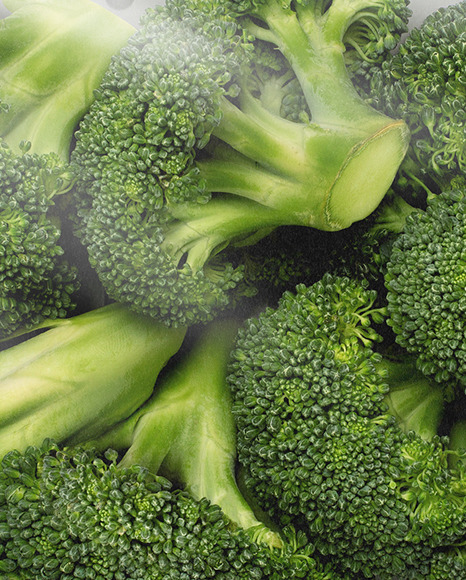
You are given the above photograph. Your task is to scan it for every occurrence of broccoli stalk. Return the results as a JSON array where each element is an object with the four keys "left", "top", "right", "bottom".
[
  {"left": 0, "top": 0, "right": 135, "bottom": 159},
  {"left": 0, "top": 0, "right": 136, "bottom": 338},
  {"left": 71, "top": 0, "right": 411, "bottom": 326},
  {"left": 0, "top": 303, "right": 186, "bottom": 458},
  {"left": 161, "top": 0, "right": 411, "bottom": 233},
  {"left": 90, "top": 318, "right": 284, "bottom": 549},
  {"left": 377, "top": 356, "right": 445, "bottom": 441}
]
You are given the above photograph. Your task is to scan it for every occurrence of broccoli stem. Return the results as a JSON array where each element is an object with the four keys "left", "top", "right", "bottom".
[
  {"left": 90, "top": 319, "right": 284, "bottom": 548},
  {"left": 378, "top": 357, "right": 446, "bottom": 441},
  {"left": 229, "top": 0, "right": 410, "bottom": 229},
  {"left": 201, "top": 94, "right": 408, "bottom": 230},
  {"left": 163, "top": 195, "right": 290, "bottom": 271},
  {"left": 0, "top": 0, "right": 135, "bottom": 159},
  {"left": 0, "top": 303, "right": 186, "bottom": 457},
  {"left": 250, "top": 0, "right": 389, "bottom": 129}
]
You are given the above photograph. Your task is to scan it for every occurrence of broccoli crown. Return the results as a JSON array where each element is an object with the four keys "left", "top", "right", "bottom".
[
  {"left": 0, "top": 441, "right": 330, "bottom": 579},
  {"left": 71, "top": 0, "right": 410, "bottom": 327},
  {"left": 227, "top": 273, "right": 466, "bottom": 579},
  {"left": 71, "top": 8, "right": 248, "bottom": 327},
  {"left": 367, "top": 2, "right": 466, "bottom": 189},
  {"left": 0, "top": 140, "right": 78, "bottom": 339},
  {"left": 385, "top": 188, "right": 466, "bottom": 389}
]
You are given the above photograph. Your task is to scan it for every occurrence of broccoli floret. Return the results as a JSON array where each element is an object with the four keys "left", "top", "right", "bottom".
[
  {"left": 363, "top": 2, "right": 466, "bottom": 195},
  {"left": 0, "top": 322, "right": 343, "bottom": 579},
  {"left": 228, "top": 273, "right": 465, "bottom": 579},
  {"left": 71, "top": 0, "right": 410, "bottom": 327},
  {"left": 0, "top": 142, "right": 79, "bottom": 338},
  {"left": 0, "top": 0, "right": 136, "bottom": 338},
  {"left": 0, "top": 303, "right": 186, "bottom": 458},
  {"left": 0, "top": 442, "right": 320, "bottom": 579},
  {"left": 429, "top": 547, "right": 466, "bottom": 579},
  {"left": 385, "top": 188, "right": 466, "bottom": 390}
]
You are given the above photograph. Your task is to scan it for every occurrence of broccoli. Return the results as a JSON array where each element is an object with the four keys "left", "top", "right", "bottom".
[
  {"left": 0, "top": 0, "right": 134, "bottom": 160},
  {"left": 0, "top": 303, "right": 186, "bottom": 458},
  {"left": 0, "top": 320, "right": 342, "bottom": 579},
  {"left": 385, "top": 188, "right": 466, "bottom": 390},
  {"left": 332, "top": 185, "right": 466, "bottom": 394},
  {"left": 358, "top": 1, "right": 466, "bottom": 197},
  {"left": 0, "top": 442, "right": 313, "bottom": 579},
  {"left": 429, "top": 548, "right": 466, "bottom": 580},
  {"left": 0, "top": 0, "right": 135, "bottom": 339},
  {"left": 89, "top": 319, "right": 286, "bottom": 548},
  {"left": 70, "top": 0, "right": 411, "bottom": 327},
  {"left": 0, "top": 142, "right": 79, "bottom": 339},
  {"left": 227, "top": 273, "right": 466, "bottom": 579}
]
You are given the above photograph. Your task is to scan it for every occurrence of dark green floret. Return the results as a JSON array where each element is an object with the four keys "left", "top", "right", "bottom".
[
  {"left": 428, "top": 547, "right": 466, "bottom": 580},
  {"left": 385, "top": 188, "right": 466, "bottom": 389},
  {"left": 0, "top": 141, "right": 78, "bottom": 339},
  {"left": 0, "top": 441, "right": 317, "bottom": 579},
  {"left": 71, "top": 0, "right": 410, "bottom": 327},
  {"left": 228, "top": 273, "right": 466, "bottom": 579},
  {"left": 364, "top": 1, "right": 466, "bottom": 194}
]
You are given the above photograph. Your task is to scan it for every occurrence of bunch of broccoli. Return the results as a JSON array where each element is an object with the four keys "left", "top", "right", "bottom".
[
  {"left": 228, "top": 273, "right": 466, "bottom": 579},
  {"left": 0, "top": 0, "right": 465, "bottom": 578},
  {"left": 69, "top": 0, "right": 411, "bottom": 327}
]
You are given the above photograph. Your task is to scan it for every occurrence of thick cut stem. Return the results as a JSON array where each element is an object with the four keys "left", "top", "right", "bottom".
[{"left": 221, "top": 0, "right": 410, "bottom": 229}]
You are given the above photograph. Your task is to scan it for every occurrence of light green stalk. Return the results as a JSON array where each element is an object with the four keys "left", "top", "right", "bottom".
[
  {"left": 198, "top": 0, "right": 410, "bottom": 231},
  {"left": 0, "top": 303, "right": 186, "bottom": 457},
  {"left": 0, "top": 0, "right": 135, "bottom": 159},
  {"left": 91, "top": 319, "right": 284, "bottom": 548}
]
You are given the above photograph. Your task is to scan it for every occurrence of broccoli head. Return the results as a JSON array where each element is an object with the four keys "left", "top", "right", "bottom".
[
  {"left": 71, "top": 0, "right": 410, "bottom": 327},
  {"left": 227, "top": 273, "right": 466, "bottom": 579},
  {"left": 0, "top": 441, "right": 324, "bottom": 579},
  {"left": 365, "top": 1, "right": 466, "bottom": 194},
  {"left": 385, "top": 188, "right": 466, "bottom": 390},
  {"left": 0, "top": 141, "right": 78, "bottom": 339}
]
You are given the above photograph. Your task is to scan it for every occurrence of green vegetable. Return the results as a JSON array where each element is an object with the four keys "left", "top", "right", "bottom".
[
  {"left": 0, "top": 0, "right": 135, "bottom": 159},
  {"left": 0, "top": 142, "right": 78, "bottom": 338},
  {"left": 385, "top": 188, "right": 466, "bottom": 390},
  {"left": 90, "top": 319, "right": 283, "bottom": 548},
  {"left": 70, "top": 0, "right": 410, "bottom": 327},
  {"left": 0, "top": 0, "right": 135, "bottom": 338},
  {"left": 228, "top": 273, "right": 466, "bottom": 579},
  {"left": 0, "top": 2, "right": 463, "bottom": 578},
  {"left": 0, "top": 321, "right": 338, "bottom": 579},
  {"left": 0, "top": 303, "right": 186, "bottom": 457},
  {"left": 360, "top": 1, "right": 466, "bottom": 196}
]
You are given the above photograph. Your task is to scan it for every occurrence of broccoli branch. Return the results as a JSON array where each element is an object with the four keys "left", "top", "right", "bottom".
[{"left": 90, "top": 319, "right": 284, "bottom": 548}]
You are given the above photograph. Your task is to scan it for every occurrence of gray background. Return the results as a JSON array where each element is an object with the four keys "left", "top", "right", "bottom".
[{"left": 0, "top": 0, "right": 462, "bottom": 27}]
